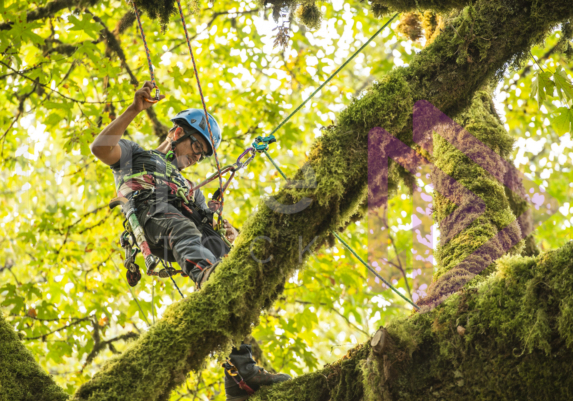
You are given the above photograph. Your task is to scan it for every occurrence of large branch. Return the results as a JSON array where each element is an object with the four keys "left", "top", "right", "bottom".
[
  {"left": 251, "top": 240, "right": 573, "bottom": 400},
  {"left": 0, "top": 313, "right": 69, "bottom": 401},
  {"left": 368, "top": 0, "right": 471, "bottom": 14},
  {"left": 68, "top": 0, "right": 573, "bottom": 399},
  {"left": 0, "top": 0, "right": 98, "bottom": 31}
]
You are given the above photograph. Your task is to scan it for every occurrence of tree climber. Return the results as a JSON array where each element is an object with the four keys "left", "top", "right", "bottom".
[
  {"left": 91, "top": 80, "right": 235, "bottom": 288},
  {"left": 91, "top": 81, "right": 291, "bottom": 400}
]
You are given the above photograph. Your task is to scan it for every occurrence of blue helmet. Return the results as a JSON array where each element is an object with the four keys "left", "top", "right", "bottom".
[{"left": 170, "top": 108, "right": 221, "bottom": 157}]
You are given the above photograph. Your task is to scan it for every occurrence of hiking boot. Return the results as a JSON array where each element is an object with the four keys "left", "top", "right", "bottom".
[
  {"left": 223, "top": 344, "right": 291, "bottom": 401},
  {"left": 197, "top": 260, "right": 220, "bottom": 290}
]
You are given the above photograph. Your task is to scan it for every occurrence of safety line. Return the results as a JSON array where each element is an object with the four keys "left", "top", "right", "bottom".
[
  {"left": 129, "top": 0, "right": 160, "bottom": 101},
  {"left": 261, "top": 140, "right": 419, "bottom": 309},
  {"left": 174, "top": 0, "right": 225, "bottom": 226},
  {"left": 110, "top": 256, "right": 151, "bottom": 325},
  {"left": 332, "top": 232, "right": 419, "bottom": 310},
  {"left": 268, "top": 13, "right": 398, "bottom": 137}
]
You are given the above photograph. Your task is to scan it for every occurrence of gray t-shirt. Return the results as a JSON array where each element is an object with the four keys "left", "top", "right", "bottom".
[{"left": 109, "top": 139, "right": 209, "bottom": 212}]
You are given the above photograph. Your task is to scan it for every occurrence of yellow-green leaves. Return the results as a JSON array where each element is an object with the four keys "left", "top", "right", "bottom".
[
  {"left": 554, "top": 67, "right": 573, "bottom": 103},
  {"left": 530, "top": 71, "right": 554, "bottom": 106},
  {"left": 551, "top": 107, "right": 573, "bottom": 135},
  {"left": 68, "top": 14, "right": 103, "bottom": 40}
]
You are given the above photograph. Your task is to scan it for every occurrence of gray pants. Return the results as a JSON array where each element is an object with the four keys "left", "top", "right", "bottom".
[{"left": 137, "top": 202, "right": 226, "bottom": 283}]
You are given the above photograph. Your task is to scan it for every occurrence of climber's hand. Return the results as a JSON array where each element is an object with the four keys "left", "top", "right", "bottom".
[
  {"left": 208, "top": 200, "right": 221, "bottom": 213},
  {"left": 131, "top": 81, "right": 165, "bottom": 113},
  {"left": 223, "top": 219, "right": 238, "bottom": 243}
]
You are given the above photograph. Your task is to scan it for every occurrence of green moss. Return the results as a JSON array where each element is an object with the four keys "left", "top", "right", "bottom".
[
  {"left": 252, "top": 242, "right": 573, "bottom": 400},
  {"left": 0, "top": 314, "right": 69, "bottom": 401},
  {"left": 295, "top": 3, "right": 322, "bottom": 30},
  {"left": 368, "top": 0, "right": 470, "bottom": 14},
  {"left": 73, "top": 0, "right": 573, "bottom": 399}
]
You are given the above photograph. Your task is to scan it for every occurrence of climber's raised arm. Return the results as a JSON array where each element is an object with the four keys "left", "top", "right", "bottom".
[{"left": 90, "top": 81, "right": 165, "bottom": 166}]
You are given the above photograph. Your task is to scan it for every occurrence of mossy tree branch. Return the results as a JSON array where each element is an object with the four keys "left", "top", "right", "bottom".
[
  {"left": 0, "top": 0, "right": 98, "bottom": 31},
  {"left": 0, "top": 313, "right": 69, "bottom": 401},
  {"left": 66, "top": 0, "right": 573, "bottom": 400},
  {"left": 251, "top": 240, "right": 573, "bottom": 400}
]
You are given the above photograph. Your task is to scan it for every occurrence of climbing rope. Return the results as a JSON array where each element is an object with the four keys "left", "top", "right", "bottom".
[
  {"left": 110, "top": 255, "right": 151, "bottom": 325},
  {"left": 174, "top": 0, "right": 225, "bottom": 227},
  {"left": 262, "top": 150, "right": 419, "bottom": 310},
  {"left": 128, "top": 0, "right": 160, "bottom": 103},
  {"left": 256, "top": 13, "right": 419, "bottom": 310},
  {"left": 267, "top": 13, "right": 398, "bottom": 138}
]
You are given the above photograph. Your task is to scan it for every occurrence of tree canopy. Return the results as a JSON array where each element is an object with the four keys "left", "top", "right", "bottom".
[{"left": 1, "top": 0, "right": 573, "bottom": 399}]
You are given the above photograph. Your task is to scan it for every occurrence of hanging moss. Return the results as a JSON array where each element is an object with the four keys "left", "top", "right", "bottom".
[
  {"left": 295, "top": 3, "right": 322, "bottom": 30},
  {"left": 396, "top": 12, "right": 423, "bottom": 42},
  {"left": 0, "top": 314, "right": 70, "bottom": 401}
]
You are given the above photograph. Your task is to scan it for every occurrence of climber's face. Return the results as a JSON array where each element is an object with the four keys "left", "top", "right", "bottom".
[{"left": 169, "top": 126, "right": 209, "bottom": 170}]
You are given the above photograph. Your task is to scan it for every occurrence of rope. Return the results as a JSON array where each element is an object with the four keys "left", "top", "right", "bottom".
[
  {"left": 262, "top": 150, "right": 419, "bottom": 309},
  {"left": 110, "top": 255, "right": 151, "bottom": 325},
  {"left": 128, "top": 0, "right": 160, "bottom": 102},
  {"left": 174, "top": 0, "right": 224, "bottom": 226},
  {"left": 163, "top": 260, "right": 185, "bottom": 299},
  {"left": 332, "top": 232, "right": 419, "bottom": 310},
  {"left": 267, "top": 13, "right": 398, "bottom": 138},
  {"left": 255, "top": 14, "right": 420, "bottom": 309}
]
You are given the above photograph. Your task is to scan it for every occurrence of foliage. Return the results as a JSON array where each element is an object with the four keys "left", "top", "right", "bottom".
[{"left": 0, "top": 0, "right": 572, "bottom": 399}]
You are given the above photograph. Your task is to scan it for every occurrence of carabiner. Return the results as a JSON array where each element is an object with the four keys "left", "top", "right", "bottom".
[{"left": 144, "top": 85, "right": 161, "bottom": 104}]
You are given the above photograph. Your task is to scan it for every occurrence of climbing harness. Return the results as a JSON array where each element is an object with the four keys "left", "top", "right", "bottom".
[{"left": 109, "top": 138, "right": 275, "bottom": 292}]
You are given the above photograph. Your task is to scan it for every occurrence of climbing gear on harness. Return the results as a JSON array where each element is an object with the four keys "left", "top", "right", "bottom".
[
  {"left": 110, "top": 195, "right": 192, "bottom": 284},
  {"left": 127, "top": 0, "right": 160, "bottom": 103},
  {"left": 170, "top": 108, "right": 222, "bottom": 157},
  {"left": 110, "top": 196, "right": 159, "bottom": 272},
  {"left": 222, "top": 344, "right": 291, "bottom": 401},
  {"left": 252, "top": 134, "right": 277, "bottom": 152}
]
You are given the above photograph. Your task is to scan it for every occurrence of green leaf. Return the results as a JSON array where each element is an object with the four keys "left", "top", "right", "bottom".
[
  {"left": 530, "top": 71, "right": 555, "bottom": 106},
  {"left": 68, "top": 14, "right": 103, "bottom": 40},
  {"left": 554, "top": 68, "right": 573, "bottom": 103},
  {"left": 550, "top": 107, "right": 573, "bottom": 135}
]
